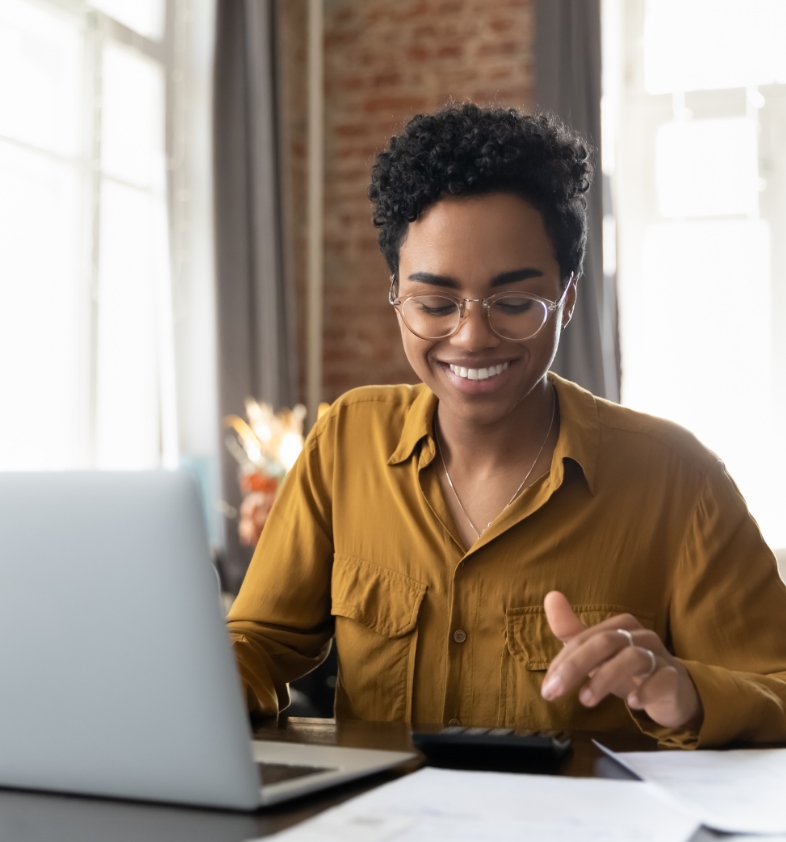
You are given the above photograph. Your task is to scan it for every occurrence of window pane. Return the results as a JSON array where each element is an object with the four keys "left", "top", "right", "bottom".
[
  {"left": 0, "top": 142, "right": 85, "bottom": 469},
  {"left": 621, "top": 220, "right": 786, "bottom": 546},
  {"left": 656, "top": 119, "right": 759, "bottom": 218},
  {"left": 89, "top": 0, "right": 165, "bottom": 41},
  {"left": 101, "top": 42, "right": 165, "bottom": 188},
  {"left": 95, "top": 180, "right": 165, "bottom": 470},
  {"left": 644, "top": 0, "right": 786, "bottom": 93},
  {"left": 0, "top": 0, "right": 82, "bottom": 156}
]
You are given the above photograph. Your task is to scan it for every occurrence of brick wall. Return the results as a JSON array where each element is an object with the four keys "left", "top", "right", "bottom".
[{"left": 278, "top": 0, "right": 535, "bottom": 405}]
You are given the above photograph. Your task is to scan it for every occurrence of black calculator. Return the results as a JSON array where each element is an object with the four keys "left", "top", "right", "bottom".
[{"left": 412, "top": 726, "right": 572, "bottom": 770}]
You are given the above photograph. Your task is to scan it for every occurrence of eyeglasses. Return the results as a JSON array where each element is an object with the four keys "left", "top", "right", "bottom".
[{"left": 389, "top": 274, "right": 574, "bottom": 341}]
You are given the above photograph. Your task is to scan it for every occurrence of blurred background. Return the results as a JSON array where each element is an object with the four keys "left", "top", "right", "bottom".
[{"left": 1, "top": 0, "right": 785, "bottom": 711}]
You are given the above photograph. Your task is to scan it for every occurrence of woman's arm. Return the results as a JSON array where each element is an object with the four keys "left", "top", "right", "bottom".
[
  {"left": 540, "top": 460, "right": 786, "bottom": 747},
  {"left": 660, "top": 459, "right": 786, "bottom": 746},
  {"left": 227, "top": 423, "right": 335, "bottom": 717}
]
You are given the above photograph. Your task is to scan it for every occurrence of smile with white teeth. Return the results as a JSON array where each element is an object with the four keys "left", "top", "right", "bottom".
[{"left": 448, "top": 361, "right": 509, "bottom": 381}]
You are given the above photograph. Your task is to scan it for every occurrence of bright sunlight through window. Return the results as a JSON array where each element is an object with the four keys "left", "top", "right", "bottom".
[
  {"left": 608, "top": 0, "right": 786, "bottom": 548},
  {"left": 0, "top": 0, "right": 175, "bottom": 471}
]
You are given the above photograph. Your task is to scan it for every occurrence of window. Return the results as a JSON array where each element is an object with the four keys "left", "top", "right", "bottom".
[
  {"left": 605, "top": 0, "right": 786, "bottom": 548},
  {"left": 0, "top": 0, "right": 176, "bottom": 470}
]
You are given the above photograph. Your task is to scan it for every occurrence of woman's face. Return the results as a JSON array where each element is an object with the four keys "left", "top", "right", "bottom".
[{"left": 395, "top": 192, "right": 576, "bottom": 427}]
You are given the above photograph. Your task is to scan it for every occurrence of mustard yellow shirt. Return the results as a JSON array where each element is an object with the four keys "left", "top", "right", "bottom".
[{"left": 228, "top": 373, "right": 786, "bottom": 747}]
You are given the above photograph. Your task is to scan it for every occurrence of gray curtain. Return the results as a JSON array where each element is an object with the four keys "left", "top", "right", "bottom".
[
  {"left": 535, "top": 0, "right": 620, "bottom": 402},
  {"left": 213, "top": 0, "right": 297, "bottom": 591}
]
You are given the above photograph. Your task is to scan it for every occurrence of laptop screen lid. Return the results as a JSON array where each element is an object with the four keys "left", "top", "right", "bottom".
[{"left": 0, "top": 471, "right": 260, "bottom": 810}]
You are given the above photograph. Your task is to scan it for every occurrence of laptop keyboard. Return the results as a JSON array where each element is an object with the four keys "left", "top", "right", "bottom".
[{"left": 256, "top": 762, "right": 337, "bottom": 786}]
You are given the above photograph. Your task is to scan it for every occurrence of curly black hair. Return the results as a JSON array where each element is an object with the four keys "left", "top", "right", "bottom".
[{"left": 368, "top": 103, "right": 594, "bottom": 287}]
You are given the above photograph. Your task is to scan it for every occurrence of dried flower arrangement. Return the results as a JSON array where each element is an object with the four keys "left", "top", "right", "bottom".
[{"left": 222, "top": 399, "right": 308, "bottom": 547}]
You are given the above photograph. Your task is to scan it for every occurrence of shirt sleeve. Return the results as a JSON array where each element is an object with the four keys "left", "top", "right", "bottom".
[
  {"left": 226, "top": 418, "right": 335, "bottom": 717},
  {"left": 634, "top": 459, "right": 786, "bottom": 748}
]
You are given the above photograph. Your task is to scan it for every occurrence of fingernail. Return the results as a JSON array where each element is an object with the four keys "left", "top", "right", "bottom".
[
  {"left": 541, "top": 675, "right": 563, "bottom": 699},
  {"left": 628, "top": 692, "right": 640, "bottom": 708},
  {"left": 579, "top": 687, "right": 593, "bottom": 705}
]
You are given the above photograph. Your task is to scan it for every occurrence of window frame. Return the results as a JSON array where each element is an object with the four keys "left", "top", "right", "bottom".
[{"left": 0, "top": 0, "right": 181, "bottom": 468}]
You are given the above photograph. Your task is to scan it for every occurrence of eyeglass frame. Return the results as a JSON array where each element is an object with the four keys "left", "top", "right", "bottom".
[{"left": 388, "top": 272, "right": 575, "bottom": 341}]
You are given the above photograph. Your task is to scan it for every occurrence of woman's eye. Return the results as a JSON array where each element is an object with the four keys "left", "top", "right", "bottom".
[
  {"left": 417, "top": 300, "right": 458, "bottom": 316},
  {"left": 495, "top": 299, "right": 534, "bottom": 315}
]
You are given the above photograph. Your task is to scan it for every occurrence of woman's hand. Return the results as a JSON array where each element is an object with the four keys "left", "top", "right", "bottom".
[{"left": 540, "top": 591, "right": 704, "bottom": 731}]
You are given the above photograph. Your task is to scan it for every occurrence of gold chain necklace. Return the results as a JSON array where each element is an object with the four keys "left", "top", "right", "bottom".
[{"left": 435, "top": 386, "right": 557, "bottom": 541}]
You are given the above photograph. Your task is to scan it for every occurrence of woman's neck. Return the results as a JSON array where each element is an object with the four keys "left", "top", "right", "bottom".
[{"left": 435, "top": 376, "right": 557, "bottom": 477}]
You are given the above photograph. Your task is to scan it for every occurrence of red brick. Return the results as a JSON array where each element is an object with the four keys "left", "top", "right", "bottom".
[
  {"left": 477, "top": 41, "right": 519, "bottom": 57},
  {"left": 406, "top": 46, "right": 430, "bottom": 62},
  {"left": 436, "top": 44, "right": 463, "bottom": 59},
  {"left": 490, "top": 18, "right": 513, "bottom": 32},
  {"left": 372, "top": 71, "right": 402, "bottom": 87},
  {"left": 335, "top": 77, "right": 366, "bottom": 92},
  {"left": 362, "top": 95, "right": 430, "bottom": 113}
]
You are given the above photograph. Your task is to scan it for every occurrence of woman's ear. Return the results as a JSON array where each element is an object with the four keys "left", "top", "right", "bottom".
[{"left": 561, "top": 273, "right": 580, "bottom": 330}]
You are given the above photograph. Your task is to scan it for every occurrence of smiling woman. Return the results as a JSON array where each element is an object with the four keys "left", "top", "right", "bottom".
[
  {"left": 386, "top": 194, "right": 571, "bottom": 547},
  {"left": 227, "top": 104, "right": 786, "bottom": 748}
]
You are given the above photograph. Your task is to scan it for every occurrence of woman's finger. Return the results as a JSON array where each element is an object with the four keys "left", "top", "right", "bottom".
[
  {"left": 627, "top": 665, "right": 673, "bottom": 707},
  {"left": 630, "top": 664, "right": 704, "bottom": 730},
  {"left": 543, "top": 591, "right": 586, "bottom": 643},
  {"left": 547, "top": 613, "right": 659, "bottom": 679},
  {"left": 543, "top": 627, "right": 633, "bottom": 699},
  {"left": 578, "top": 645, "right": 661, "bottom": 707}
]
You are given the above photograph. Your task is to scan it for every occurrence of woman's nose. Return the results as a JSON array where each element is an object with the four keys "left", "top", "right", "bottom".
[{"left": 451, "top": 300, "right": 499, "bottom": 350}]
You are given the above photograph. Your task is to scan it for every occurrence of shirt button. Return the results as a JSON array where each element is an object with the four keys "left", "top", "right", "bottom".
[
  {"left": 453, "top": 629, "right": 467, "bottom": 644},
  {"left": 448, "top": 718, "right": 461, "bottom": 726}
]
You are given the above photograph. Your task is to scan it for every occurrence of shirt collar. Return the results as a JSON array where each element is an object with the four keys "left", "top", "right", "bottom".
[
  {"left": 548, "top": 371, "right": 599, "bottom": 495},
  {"left": 386, "top": 373, "right": 600, "bottom": 495},
  {"left": 387, "top": 384, "right": 438, "bottom": 466}
]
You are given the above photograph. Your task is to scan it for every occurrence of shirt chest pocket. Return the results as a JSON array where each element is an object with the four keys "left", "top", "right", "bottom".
[
  {"left": 331, "top": 554, "right": 427, "bottom": 722},
  {"left": 505, "top": 605, "right": 657, "bottom": 669},
  {"left": 500, "top": 604, "right": 656, "bottom": 729}
]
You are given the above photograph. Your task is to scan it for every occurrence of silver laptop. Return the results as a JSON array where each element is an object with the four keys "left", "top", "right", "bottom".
[{"left": 0, "top": 471, "right": 414, "bottom": 810}]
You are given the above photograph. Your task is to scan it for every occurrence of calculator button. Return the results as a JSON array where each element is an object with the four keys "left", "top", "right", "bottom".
[
  {"left": 464, "top": 727, "right": 489, "bottom": 735},
  {"left": 442, "top": 725, "right": 465, "bottom": 734},
  {"left": 487, "top": 728, "right": 514, "bottom": 736}
]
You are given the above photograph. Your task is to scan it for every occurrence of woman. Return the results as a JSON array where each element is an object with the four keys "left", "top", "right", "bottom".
[{"left": 228, "top": 104, "right": 786, "bottom": 747}]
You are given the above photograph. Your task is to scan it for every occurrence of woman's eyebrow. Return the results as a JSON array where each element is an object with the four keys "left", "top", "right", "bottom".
[
  {"left": 490, "top": 268, "right": 544, "bottom": 287},
  {"left": 407, "top": 272, "right": 460, "bottom": 288},
  {"left": 407, "top": 268, "right": 544, "bottom": 288}
]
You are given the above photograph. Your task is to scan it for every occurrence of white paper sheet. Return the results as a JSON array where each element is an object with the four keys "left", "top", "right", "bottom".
[
  {"left": 597, "top": 743, "right": 786, "bottom": 835},
  {"left": 253, "top": 767, "right": 700, "bottom": 842}
]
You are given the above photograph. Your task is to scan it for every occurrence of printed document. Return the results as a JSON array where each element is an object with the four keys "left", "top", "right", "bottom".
[
  {"left": 598, "top": 744, "right": 786, "bottom": 835},
  {"left": 256, "top": 766, "right": 700, "bottom": 842}
]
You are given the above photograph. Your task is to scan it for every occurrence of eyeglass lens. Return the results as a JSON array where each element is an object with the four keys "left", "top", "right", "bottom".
[{"left": 400, "top": 294, "right": 550, "bottom": 340}]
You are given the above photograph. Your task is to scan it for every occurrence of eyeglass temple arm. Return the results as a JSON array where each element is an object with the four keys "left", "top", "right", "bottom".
[{"left": 560, "top": 273, "right": 575, "bottom": 301}]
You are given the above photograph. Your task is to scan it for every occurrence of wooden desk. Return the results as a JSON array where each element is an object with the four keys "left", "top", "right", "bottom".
[{"left": 0, "top": 718, "right": 675, "bottom": 842}]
